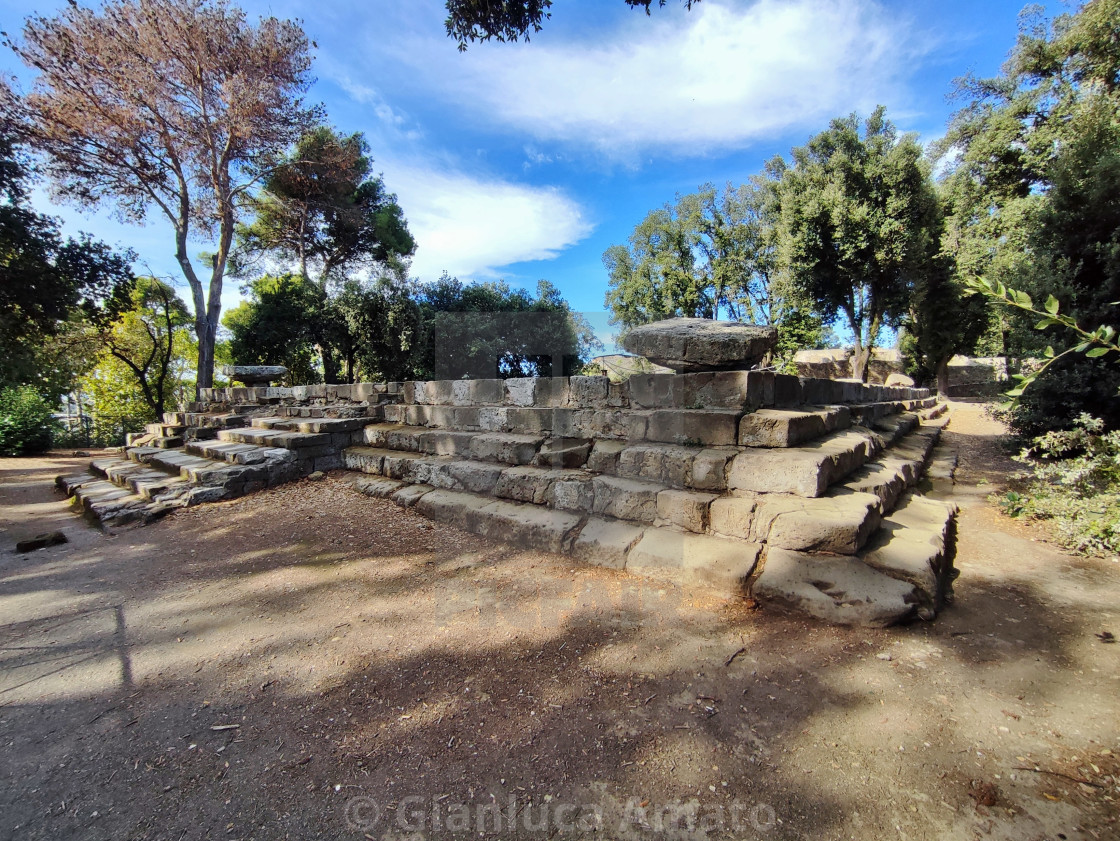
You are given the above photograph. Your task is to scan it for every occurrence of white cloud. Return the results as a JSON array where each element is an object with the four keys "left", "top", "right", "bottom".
[
  {"left": 380, "top": 162, "right": 593, "bottom": 281},
  {"left": 403, "top": 0, "right": 926, "bottom": 157}
]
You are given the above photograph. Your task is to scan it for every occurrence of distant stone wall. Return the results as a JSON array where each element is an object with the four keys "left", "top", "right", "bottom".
[{"left": 793, "top": 349, "right": 906, "bottom": 384}]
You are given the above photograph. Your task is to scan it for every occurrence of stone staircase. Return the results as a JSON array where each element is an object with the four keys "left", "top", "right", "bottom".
[
  {"left": 55, "top": 411, "right": 376, "bottom": 528},
  {"left": 339, "top": 372, "right": 958, "bottom": 627},
  {"left": 53, "top": 371, "right": 957, "bottom": 627}
]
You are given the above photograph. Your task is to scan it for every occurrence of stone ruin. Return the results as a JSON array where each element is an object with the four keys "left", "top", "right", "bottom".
[{"left": 56, "top": 319, "right": 959, "bottom": 628}]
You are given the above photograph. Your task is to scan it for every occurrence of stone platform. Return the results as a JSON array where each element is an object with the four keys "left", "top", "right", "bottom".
[{"left": 56, "top": 371, "right": 957, "bottom": 627}]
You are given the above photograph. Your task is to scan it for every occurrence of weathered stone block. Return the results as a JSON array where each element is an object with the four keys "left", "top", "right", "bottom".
[
  {"left": 591, "top": 475, "right": 660, "bottom": 523},
  {"left": 571, "top": 518, "right": 645, "bottom": 568},
  {"left": 551, "top": 475, "right": 595, "bottom": 512},
  {"left": 414, "top": 488, "right": 477, "bottom": 528},
  {"left": 470, "top": 432, "right": 544, "bottom": 465},
  {"left": 419, "top": 430, "right": 475, "bottom": 457},
  {"left": 567, "top": 376, "right": 610, "bottom": 407},
  {"left": 628, "top": 374, "right": 677, "bottom": 409},
  {"left": 351, "top": 383, "right": 378, "bottom": 402},
  {"left": 620, "top": 317, "right": 778, "bottom": 372},
  {"left": 751, "top": 548, "right": 918, "bottom": 627},
  {"left": 445, "top": 460, "right": 505, "bottom": 494},
  {"left": 739, "top": 409, "right": 838, "bottom": 448},
  {"left": 727, "top": 429, "right": 872, "bottom": 497},
  {"left": 656, "top": 489, "right": 718, "bottom": 533},
  {"left": 754, "top": 493, "right": 881, "bottom": 554},
  {"left": 343, "top": 447, "right": 385, "bottom": 474},
  {"left": 533, "top": 437, "right": 592, "bottom": 469},
  {"left": 391, "top": 483, "right": 433, "bottom": 507},
  {"left": 586, "top": 440, "right": 627, "bottom": 474},
  {"left": 618, "top": 444, "right": 694, "bottom": 487},
  {"left": 626, "top": 530, "right": 761, "bottom": 591},
  {"left": 644, "top": 409, "right": 740, "bottom": 446},
  {"left": 470, "top": 379, "right": 505, "bottom": 405},
  {"left": 493, "top": 465, "right": 555, "bottom": 504},
  {"left": 471, "top": 500, "right": 583, "bottom": 554},
  {"left": 478, "top": 407, "right": 509, "bottom": 432},
  {"left": 709, "top": 495, "right": 758, "bottom": 539},
  {"left": 689, "top": 447, "right": 735, "bottom": 491}
]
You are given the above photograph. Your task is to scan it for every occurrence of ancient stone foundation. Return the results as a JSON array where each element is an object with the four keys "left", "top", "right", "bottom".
[{"left": 57, "top": 371, "right": 958, "bottom": 628}]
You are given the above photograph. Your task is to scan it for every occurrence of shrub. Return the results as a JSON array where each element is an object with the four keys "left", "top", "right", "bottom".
[
  {"left": 999, "top": 414, "right": 1120, "bottom": 556},
  {"left": 0, "top": 386, "right": 59, "bottom": 456}
]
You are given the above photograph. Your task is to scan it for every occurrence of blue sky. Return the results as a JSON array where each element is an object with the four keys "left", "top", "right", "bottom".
[{"left": 2, "top": 0, "right": 1052, "bottom": 350}]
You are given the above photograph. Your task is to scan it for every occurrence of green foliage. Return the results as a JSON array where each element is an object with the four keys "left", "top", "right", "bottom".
[
  {"left": 778, "top": 106, "right": 943, "bottom": 381},
  {"left": 941, "top": 0, "right": 1120, "bottom": 431},
  {"left": 0, "top": 385, "right": 58, "bottom": 456},
  {"left": 1001, "top": 414, "right": 1120, "bottom": 556},
  {"left": 965, "top": 277, "right": 1119, "bottom": 435},
  {"left": 419, "top": 275, "right": 601, "bottom": 380},
  {"left": 603, "top": 179, "right": 821, "bottom": 365},
  {"left": 224, "top": 274, "right": 323, "bottom": 385},
  {"left": 71, "top": 278, "right": 196, "bottom": 446},
  {"left": 0, "top": 127, "right": 134, "bottom": 394},
  {"left": 225, "top": 272, "right": 599, "bottom": 384}
]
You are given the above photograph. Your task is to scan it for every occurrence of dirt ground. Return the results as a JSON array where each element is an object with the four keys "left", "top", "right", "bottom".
[{"left": 0, "top": 402, "right": 1117, "bottom": 841}]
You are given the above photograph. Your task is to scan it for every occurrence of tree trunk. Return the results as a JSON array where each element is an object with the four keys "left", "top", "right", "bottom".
[
  {"left": 321, "top": 345, "right": 342, "bottom": 384},
  {"left": 936, "top": 356, "right": 951, "bottom": 399},
  {"left": 850, "top": 345, "right": 872, "bottom": 382},
  {"left": 196, "top": 319, "right": 216, "bottom": 390}
]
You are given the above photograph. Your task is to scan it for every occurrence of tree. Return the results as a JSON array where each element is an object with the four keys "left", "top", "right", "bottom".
[
  {"left": 604, "top": 179, "right": 823, "bottom": 366},
  {"left": 0, "top": 123, "right": 134, "bottom": 394},
  {"left": 777, "top": 107, "right": 942, "bottom": 382},
  {"left": 222, "top": 274, "right": 323, "bottom": 385},
  {"left": 445, "top": 0, "right": 699, "bottom": 50},
  {"left": 233, "top": 126, "right": 416, "bottom": 382},
  {"left": 4, "top": 0, "right": 320, "bottom": 392},
  {"left": 91, "top": 277, "right": 193, "bottom": 421},
  {"left": 939, "top": 0, "right": 1120, "bottom": 432}
]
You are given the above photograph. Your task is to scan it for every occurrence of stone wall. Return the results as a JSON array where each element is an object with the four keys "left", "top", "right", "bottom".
[{"left": 193, "top": 372, "right": 932, "bottom": 430}]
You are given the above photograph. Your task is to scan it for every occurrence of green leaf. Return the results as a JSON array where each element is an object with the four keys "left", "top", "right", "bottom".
[
  {"left": 1005, "top": 387, "right": 1025, "bottom": 397},
  {"left": 1085, "top": 346, "right": 1110, "bottom": 358},
  {"left": 1044, "top": 345, "right": 1055, "bottom": 357},
  {"left": 1074, "top": 341, "right": 1092, "bottom": 352},
  {"left": 1035, "top": 318, "right": 1056, "bottom": 330},
  {"left": 1044, "top": 294, "right": 1060, "bottom": 315}
]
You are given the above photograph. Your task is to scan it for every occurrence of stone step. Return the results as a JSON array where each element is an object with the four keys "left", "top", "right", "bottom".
[
  {"left": 217, "top": 427, "right": 331, "bottom": 450},
  {"left": 163, "top": 411, "right": 247, "bottom": 429},
  {"left": 59, "top": 469, "right": 181, "bottom": 527},
  {"left": 726, "top": 427, "right": 883, "bottom": 498},
  {"left": 250, "top": 416, "right": 373, "bottom": 435},
  {"left": 860, "top": 493, "right": 958, "bottom": 610},
  {"left": 351, "top": 476, "right": 763, "bottom": 595},
  {"left": 748, "top": 488, "right": 958, "bottom": 626},
  {"left": 186, "top": 440, "right": 293, "bottom": 465},
  {"left": 749, "top": 548, "right": 922, "bottom": 627},
  {"left": 738, "top": 405, "right": 851, "bottom": 447},
  {"left": 919, "top": 401, "right": 948, "bottom": 421},
  {"left": 832, "top": 423, "right": 941, "bottom": 511},
  {"left": 710, "top": 491, "right": 882, "bottom": 555}
]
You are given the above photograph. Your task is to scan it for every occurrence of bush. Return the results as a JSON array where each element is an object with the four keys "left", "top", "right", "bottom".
[
  {"left": 999, "top": 414, "right": 1120, "bottom": 556},
  {"left": 0, "top": 386, "right": 59, "bottom": 456}
]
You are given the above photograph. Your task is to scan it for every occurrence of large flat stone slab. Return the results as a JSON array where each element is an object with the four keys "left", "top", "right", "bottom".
[
  {"left": 620, "top": 317, "right": 778, "bottom": 373},
  {"left": 751, "top": 548, "right": 920, "bottom": 627}
]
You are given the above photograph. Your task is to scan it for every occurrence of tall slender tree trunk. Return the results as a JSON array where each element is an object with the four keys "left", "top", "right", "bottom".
[{"left": 935, "top": 356, "right": 951, "bottom": 399}]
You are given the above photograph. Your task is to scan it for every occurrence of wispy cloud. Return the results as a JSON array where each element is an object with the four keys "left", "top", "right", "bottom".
[
  {"left": 398, "top": 0, "right": 929, "bottom": 158},
  {"left": 380, "top": 162, "right": 593, "bottom": 281}
]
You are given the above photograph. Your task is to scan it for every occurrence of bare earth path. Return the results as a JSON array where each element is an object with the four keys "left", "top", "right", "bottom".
[{"left": 1, "top": 402, "right": 1117, "bottom": 841}]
